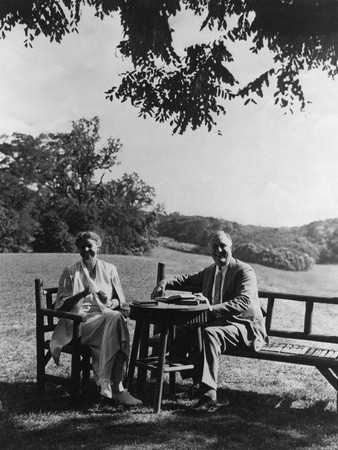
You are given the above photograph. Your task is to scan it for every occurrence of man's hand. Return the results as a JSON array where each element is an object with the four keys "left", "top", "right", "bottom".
[
  {"left": 151, "top": 280, "right": 167, "bottom": 299},
  {"left": 195, "top": 293, "right": 212, "bottom": 311}
]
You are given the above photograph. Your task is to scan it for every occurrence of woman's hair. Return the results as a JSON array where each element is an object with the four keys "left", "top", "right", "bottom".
[{"left": 75, "top": 231, "right": 102, "bottom": 249}]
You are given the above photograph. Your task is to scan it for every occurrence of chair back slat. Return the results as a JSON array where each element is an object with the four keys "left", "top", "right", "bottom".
[
  {"left": 44, "top": 288, "right": 58, "bottom": 309},
  {"left": 35, "top": 278, "right": 44, "bottom": 311},
  {"left": 304, "top": 300, "right": 314, "bottom": 335},
  {"left": 265, "top": 297, "right": 275, "bottom": 334},
  {"left": 44, "top": 288, "right": 58, "bottom": 328},
  {"left": 35, "top": 279, "right": 58, "bottom": 330}
]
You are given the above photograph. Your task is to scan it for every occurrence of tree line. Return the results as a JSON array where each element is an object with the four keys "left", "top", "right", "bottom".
[
  {"left": 0, "top": 117, "right": 162, "bottom": 254},
  {"left": 157, "top": 213, "right": 338, "bottom": 271},
  {"left": 2, "top": 119, "right": 338, "bottom": 272}
]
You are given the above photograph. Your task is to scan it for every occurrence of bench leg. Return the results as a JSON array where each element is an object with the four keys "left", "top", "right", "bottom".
[{"left": 316, "top": 366, "right": 338, "bottom": 413}]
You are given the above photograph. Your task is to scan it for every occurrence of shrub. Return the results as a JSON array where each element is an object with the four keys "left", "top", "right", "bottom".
[{"left": 233, "top": 243, "right": 314, "bottom": 271}]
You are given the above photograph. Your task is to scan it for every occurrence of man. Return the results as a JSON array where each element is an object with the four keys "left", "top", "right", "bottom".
[{"left": 151, "top": 230, "right": 267, "bottom": 412}]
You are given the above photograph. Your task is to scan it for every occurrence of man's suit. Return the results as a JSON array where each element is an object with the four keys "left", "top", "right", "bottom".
[{"left": 165, "top": 257, "right": 267, "bottom": 389}]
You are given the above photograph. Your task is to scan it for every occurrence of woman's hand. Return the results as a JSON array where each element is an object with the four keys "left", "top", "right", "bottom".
[
  {"left": 108, "top": 298, "right": 120, "bottom": 309},
  {"left": 119, "top": 301, "right": 130, "bottom": 318},
  {"left": 84, "top": 285, "right": 96, "bottom": 296},
  {"left": 97, "top": 290, "right": 108, "bottom": 304},
  {"left": 57, "top": 288, "right": 90, "bottom": 312},
  {"left": 110, "top": 298, "right": 130, "bottom": 317}
]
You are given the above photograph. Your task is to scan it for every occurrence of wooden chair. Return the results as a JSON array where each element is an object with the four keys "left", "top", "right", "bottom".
[{"left": 35, "top": 278, "right": 92, "bottom": 397}]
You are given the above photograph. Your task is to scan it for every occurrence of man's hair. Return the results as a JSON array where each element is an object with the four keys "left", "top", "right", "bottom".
[
  {"left": 75, "top": 231, "right": 102, "bottom": 249},
  {"left": 208, "top": 230, "right": 232, "bottom": 244}
]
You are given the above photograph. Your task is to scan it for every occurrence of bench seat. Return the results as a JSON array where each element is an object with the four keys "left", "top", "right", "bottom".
[{"left": 229, "top": 341, "right": 338, "bottom": 368}]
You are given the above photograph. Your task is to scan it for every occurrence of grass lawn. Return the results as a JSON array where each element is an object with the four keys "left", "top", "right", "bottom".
[{"left": 1, "top": 248, "right": 338, "bottom": 449}]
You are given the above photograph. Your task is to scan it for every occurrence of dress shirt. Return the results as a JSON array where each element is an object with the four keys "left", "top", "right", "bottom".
[{"left": 212, "top": 265, "right": 228, "bottom": 304}]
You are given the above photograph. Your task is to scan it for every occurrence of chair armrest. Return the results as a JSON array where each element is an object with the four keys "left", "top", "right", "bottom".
[{"left": 39, "top": 308, "right": 85, "bottom": 323}]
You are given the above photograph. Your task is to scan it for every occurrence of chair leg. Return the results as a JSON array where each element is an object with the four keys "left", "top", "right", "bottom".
[
  {"left": 82, "top": 354, "right": 91, "bottom": 383},
  {"left": 37, "top": 377, "right": 45, "bottom": 395},
  {"left": 127, "top": 320, "right": 143, "bottom": 390},
  {"left": 169, "top": 372, "right": 176, "bottom": 396},
  {"left": 36, "top": 355, "right": 45, "bottom": 394},
  {"left": 154, "top": 324, "right": 169, "bottom": 413},
  {"left": 36, "top": 348, "right": 49, "bottom": 395},
  {"left": 168, "top": 325, "right": 176, "bottom": 396},
  {"left": 36, "top": 307, "right": 46, "bottom": 394},
  {"left": 70, "top": 333, "right": 82, "bottom": 397}
]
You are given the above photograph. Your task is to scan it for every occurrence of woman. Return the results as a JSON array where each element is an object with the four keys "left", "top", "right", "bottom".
[{"left": 50, "top": 231, "right": 142, "bottom": 406}]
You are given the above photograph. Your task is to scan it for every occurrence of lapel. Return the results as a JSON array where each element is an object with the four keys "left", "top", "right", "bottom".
[
  {"left": 206, "top": 265, "right": 217, "bottom": 300},
  {"left": 222, "top": 257, "right": 237, "bottom": 299}
]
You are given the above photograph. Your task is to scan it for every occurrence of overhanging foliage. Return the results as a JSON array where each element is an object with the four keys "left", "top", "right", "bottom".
[{"left": 1, "top": 0, "right": 338, "bottom": 133}]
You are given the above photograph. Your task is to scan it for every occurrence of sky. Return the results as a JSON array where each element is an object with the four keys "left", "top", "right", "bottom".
[{"left": 1, "top": 7, "right": 338, "bottom": 228}]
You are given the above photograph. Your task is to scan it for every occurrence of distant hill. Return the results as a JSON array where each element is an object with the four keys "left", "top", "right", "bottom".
[{"left": 156, "top": 214, "right": 338, "bottom": 271}]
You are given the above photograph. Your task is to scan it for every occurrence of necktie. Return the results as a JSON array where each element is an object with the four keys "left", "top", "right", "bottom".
[{"left": 213, "top": 268, "right": 223, "bottom": 305}]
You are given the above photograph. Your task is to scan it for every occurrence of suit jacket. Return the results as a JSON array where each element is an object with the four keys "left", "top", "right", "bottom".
[{"left": 165, "top": 257, "right": 267, "bottom": 351}]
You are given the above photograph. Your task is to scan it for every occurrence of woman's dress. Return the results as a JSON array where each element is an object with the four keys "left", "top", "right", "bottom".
[{"left": 50, "top": 259, "right": 129, "bottom": 385}]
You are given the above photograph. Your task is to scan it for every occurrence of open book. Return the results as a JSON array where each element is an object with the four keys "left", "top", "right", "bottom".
[{"left": 155, "top": 294, "right": 201, "bottom": 305}]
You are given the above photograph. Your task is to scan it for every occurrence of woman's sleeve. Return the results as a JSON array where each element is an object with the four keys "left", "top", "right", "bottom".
[
  {"left": 54, "top": 267, "right": 73, "bottom": 309},
  {"left": 111, "top": 266, "right": 126, "bottom": 304}
]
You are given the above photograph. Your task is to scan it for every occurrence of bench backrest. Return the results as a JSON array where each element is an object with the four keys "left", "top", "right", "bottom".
[
  {"left": 35, "top": 278, "right": 58, "bottom": 333},
  {"left": 157, "top": 263, "right": 338, "bottom": 344},
  {"left": 258, "top": 291, "right": 338, "bottom": 344}
]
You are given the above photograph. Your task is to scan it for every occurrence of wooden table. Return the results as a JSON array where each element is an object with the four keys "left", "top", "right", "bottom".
[{"left": 127, "top": 302, "right": 209, "bottom": 412}]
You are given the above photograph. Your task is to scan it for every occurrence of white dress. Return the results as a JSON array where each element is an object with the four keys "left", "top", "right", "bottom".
[{"left": 50, "top": 259, "right": 130, "bottom": 385}]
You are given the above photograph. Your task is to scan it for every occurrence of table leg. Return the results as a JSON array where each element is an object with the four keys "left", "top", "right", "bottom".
[
  {"left": 195, "top": 325, "right": 203, "bottom": 355},
  {"left": 137, "top": 322, "right": 150, "bottom": 388},
  {"left": 154, "top": 323, "right": 169, "bottom": 413},
  {"left": 126, "top": 320, "right": 143, "bottom": 390},
  {"left": 168, "top": 326, "right": 176, "bottom": 396}
]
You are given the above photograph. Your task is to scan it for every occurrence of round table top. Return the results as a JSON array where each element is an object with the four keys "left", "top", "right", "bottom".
[
  {"left": 130, "top": 301, "right": 209, "bottom": 325},
  {"left": 131, "top": 301, "right": 208, "bottom": 312}
]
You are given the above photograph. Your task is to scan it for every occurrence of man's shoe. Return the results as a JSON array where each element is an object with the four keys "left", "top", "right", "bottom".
[
  {"left": 190, "top": 395, "right": 217, "bottom": 413},
  {"left": 188, "top": 384, "right": 202, "bottom": 399},
  {"left": 111, "top": 390, "right": 143, "bottom": 407}
]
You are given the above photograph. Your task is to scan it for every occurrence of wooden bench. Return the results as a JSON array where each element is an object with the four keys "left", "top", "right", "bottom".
[
  {"left": 146, "top": 263, "right": 338, "bottom": 411},
  {"left": 227, "top": 290, "right": 338, "bottom": 411}
]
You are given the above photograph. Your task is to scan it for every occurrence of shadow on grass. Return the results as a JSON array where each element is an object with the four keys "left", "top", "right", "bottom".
[{"left": 1, "top": 381, "right": 338, "bottom": 450}]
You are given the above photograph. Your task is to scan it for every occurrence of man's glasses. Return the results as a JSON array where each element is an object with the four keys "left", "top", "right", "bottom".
[{"left": 211, "top": 243, "right": 230, "bottom": 251}]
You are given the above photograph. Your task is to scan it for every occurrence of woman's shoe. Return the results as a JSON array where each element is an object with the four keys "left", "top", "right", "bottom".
[
  {"left": 111, "top": 390, "right": 143, "bottom": 406},
  {"left": 100, "top": 379, "right": 112, "bottom": 399}
]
